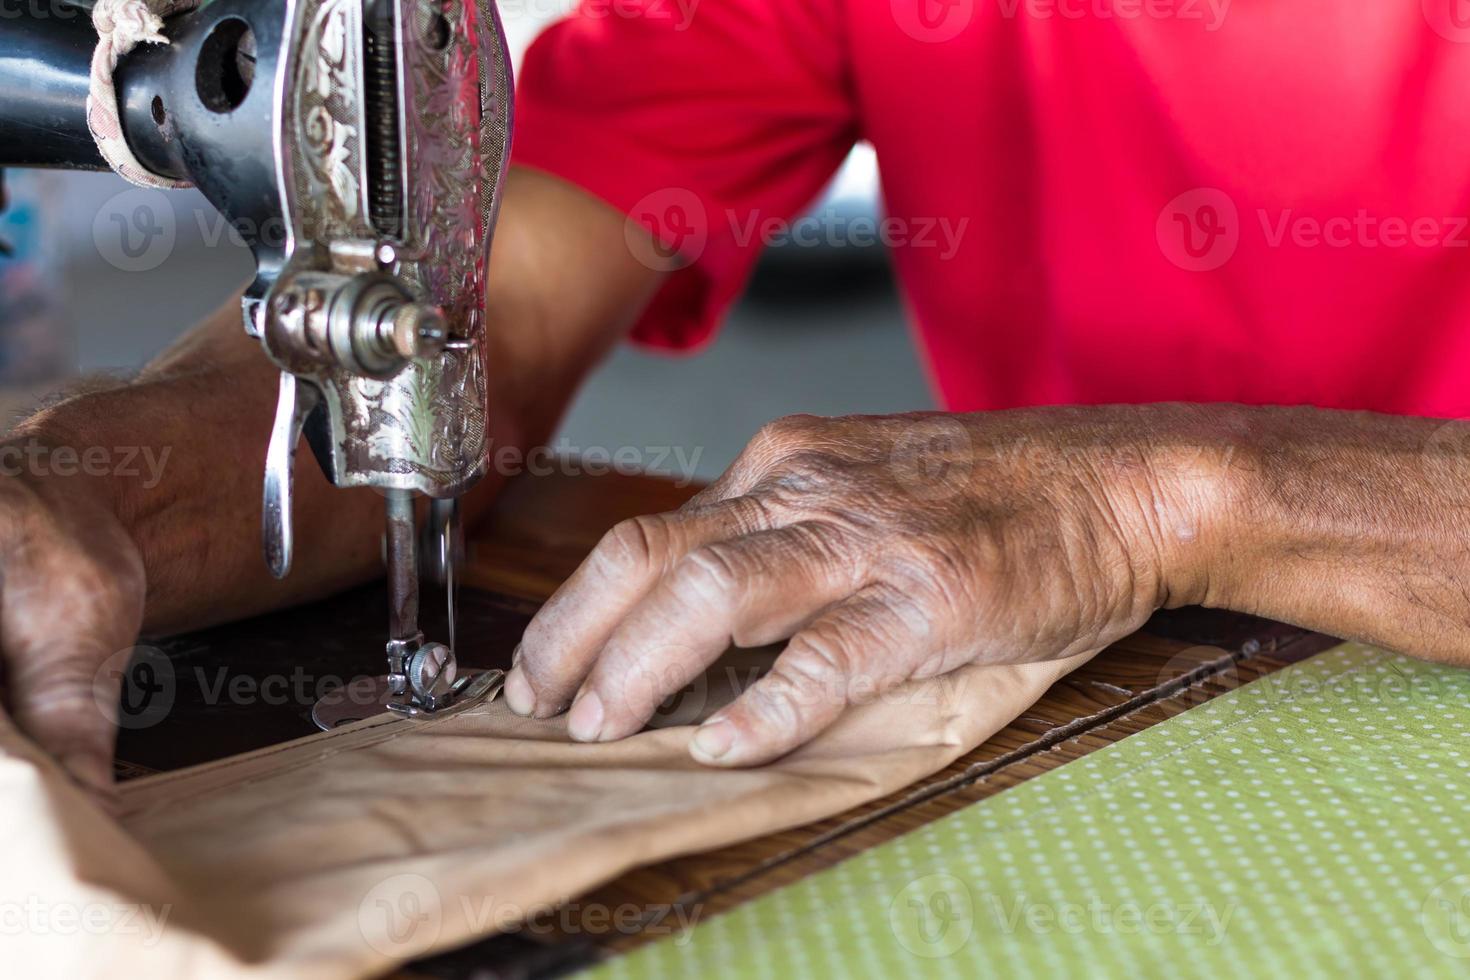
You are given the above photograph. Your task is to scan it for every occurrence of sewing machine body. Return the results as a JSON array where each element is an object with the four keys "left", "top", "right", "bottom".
[{"left": 0, "top": 0, "right": 514, "bottom": 715}]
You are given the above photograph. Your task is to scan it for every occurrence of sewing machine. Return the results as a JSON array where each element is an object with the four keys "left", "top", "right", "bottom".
[{"left": 0, "top": 0, "right": 512, "bottom": 720}]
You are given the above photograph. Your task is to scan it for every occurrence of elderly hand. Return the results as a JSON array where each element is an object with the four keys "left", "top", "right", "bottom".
[{"left": 504, "top": 407, "right": 1227, "bottom": 766}]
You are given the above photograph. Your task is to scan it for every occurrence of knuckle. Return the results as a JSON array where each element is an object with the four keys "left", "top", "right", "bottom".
[
  {"left": 690, "top": 493, "right": 775, "bottom": 536},
  {"left": 596, "top": 513, "right": 673, "bottom": 576},
  {"left": 748, "top": 415, "right": 822, "bottom": 460},
  {"left": 673, "top": 543, "right": 745, "bottom": 603},
  {"left": 8, "top": 643, "right": 114, "bottom": 731},
  {"left": 678, "top": 484, "right": 725, "bottom": 512},
  {"left": 728, "top": 415, "right": 837, "bottom": 494},
  {"left": 781, "top": 628, "right": 859, "bottom": 692},
  {"left": 14, "top": 677, "right": 94, "bottom": 726},
  {"left": 740, "top": 674, "right": 806, "bottom": 733},
  {"left": 742, "top": 423, "right": 785, "bottom": 466},
  {"left": 757, "top": 414, "right": 810, "bottom": 444},
  {"left": 731, "top": 492, "right": 779, "bottom": 531}
]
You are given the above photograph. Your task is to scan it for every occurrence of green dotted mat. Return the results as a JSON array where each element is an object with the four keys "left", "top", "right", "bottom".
[{"left": 600, "top": 644, "right": 1470, "bottom": 978}]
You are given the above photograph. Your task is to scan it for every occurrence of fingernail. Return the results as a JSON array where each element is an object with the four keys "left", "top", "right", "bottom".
[
  {"left": 690, "top": 718, "right": 736, "bottom": 763},
  {"left": 511, "top": 643, "right": 523, "bottom": 667},
  {"left": 503, "top": 667, "right": 537, "bottom": 716},
  {"left": 567, "top": 690, "right": 605, "bottom": 742}
]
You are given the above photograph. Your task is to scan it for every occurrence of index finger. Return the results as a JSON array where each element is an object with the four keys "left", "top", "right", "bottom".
[{"left": 505, "top": 493, "right": 774, "bottom": 716}]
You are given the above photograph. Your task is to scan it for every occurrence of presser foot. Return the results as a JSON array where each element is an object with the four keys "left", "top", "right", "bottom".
[
  {"left": 384, "top": 669, "right": 499, "bottom": 718},
  {"left": 310, "top": 655, "right": 504, "bottom": 730},
  {"left": 383, "top": 633, "right": 488, "bottom": 717}
]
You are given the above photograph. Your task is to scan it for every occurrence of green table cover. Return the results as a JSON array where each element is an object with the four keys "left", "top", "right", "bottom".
[{"left": 601, "top": 643, "right": 1470, "bottom": 978}]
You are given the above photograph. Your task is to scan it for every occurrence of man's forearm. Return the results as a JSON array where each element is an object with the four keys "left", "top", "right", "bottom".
[
  {"left": 11, "top": 302, "right": 395, "bottom": 632},
  {"left": 12, "top": 167, "right": 663, "bottom": 634},
  {"left": 1166, "top": 406, "right": 1470, "bottom": 665}
]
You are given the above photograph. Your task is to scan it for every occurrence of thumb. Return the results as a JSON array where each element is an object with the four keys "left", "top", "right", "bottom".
[
  {"left": 9, "top": 646, "right": 122, "bottom": 794},
  {"left": 0, "top": 504, "right": 148, "bottom": 795},
  {"left": 5, "top": 629, "right": 153, "bottom": 797}
]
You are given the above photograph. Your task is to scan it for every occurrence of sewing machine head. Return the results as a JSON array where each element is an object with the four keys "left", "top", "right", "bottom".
[{"left": 112, "top": 0, "right": 513, "bottom": 714}]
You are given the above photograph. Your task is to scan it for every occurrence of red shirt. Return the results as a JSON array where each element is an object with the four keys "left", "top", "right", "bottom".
[{"left": 513, "top": 0, "right": 1470, "bottom": 415}]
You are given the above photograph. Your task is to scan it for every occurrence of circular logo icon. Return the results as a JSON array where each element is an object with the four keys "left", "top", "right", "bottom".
[
  {"left": 614, "top": 643, "right": 714, "bottom": 730},
  {"left": 889, "top": 872, "right": 974, "bottom": 959},
  {"left": 1423, "top": 874, "right": 1470, "bottom": 958},
  {"left": 1151, "top": 644, "right": 1238, "bottom": 721},
  {"left": 625, "top": 188, "right": 708, "bottom": 272},
  {"left": 92, "top": 188, "right": 177, "bottom": 273},
  {"left": 889, "top": 416, "right": 975, "bottom": 501},
  {"left": 891, "top": 0, "right": 974, "bottom": 42},
  {"left": 1157, "top": 187, "right": 1239, "bottom": 272},
  {"left": 358, "top": 873, "right": 443, "bottom": 957},
  {"left": 1424, "top": 0, "right": 1470, "bottom": 43},
  {"left": 649, "top": 665, "right": 712, "bottom": 728},
  {"left": 92, "top": 645, "right": 176, "bottom": 730}
]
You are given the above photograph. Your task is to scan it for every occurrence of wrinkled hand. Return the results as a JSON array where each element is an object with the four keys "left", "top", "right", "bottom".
[
  {"left": 506, "top": 408, "right": 1213, "bottom": 766},
  {"left": 0, "top": 448, "right": 145, "bottom": 794}
]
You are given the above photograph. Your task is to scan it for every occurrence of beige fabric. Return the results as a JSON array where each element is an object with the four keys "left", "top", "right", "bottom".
[
  {"left": 87, "top": 0, "right": 198, "bottom": 189},
  {"left": 3, "top": 648, "right": 1095, "bottom": 978}
]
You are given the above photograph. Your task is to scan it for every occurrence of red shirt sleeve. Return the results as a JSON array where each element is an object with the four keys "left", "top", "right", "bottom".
[{"left": 511, "top": 0, "right": 858, "bottom": 350}]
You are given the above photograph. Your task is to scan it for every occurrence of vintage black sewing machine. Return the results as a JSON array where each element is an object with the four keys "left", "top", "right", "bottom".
[{"left": 0, "top": 0, "right": 513, "bottom": 721}]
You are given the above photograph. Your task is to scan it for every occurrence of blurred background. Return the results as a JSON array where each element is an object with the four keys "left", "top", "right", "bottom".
[{"left": 0, "top": 6, "right": 934, "bottom": 482}]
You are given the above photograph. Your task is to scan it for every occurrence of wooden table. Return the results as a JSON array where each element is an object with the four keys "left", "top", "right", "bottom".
[{"left": 390, "top": 469, "right": 1340, "bottom": 978}]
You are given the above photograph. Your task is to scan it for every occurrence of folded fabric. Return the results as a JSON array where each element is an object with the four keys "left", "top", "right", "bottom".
[{"left": 3, "top": 644, "right": 1095, "bottom": 978}]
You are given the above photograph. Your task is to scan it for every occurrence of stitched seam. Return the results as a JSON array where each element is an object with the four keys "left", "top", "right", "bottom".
[{"left": 120, "top": 679, "right": 503, "bottom": 816}]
